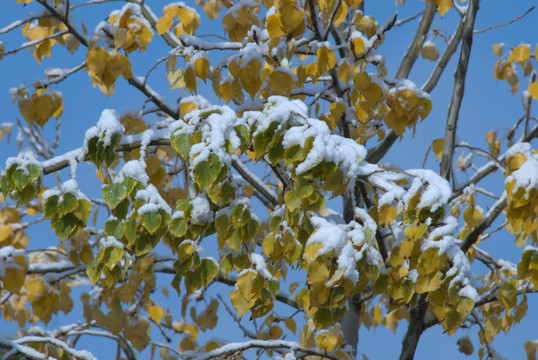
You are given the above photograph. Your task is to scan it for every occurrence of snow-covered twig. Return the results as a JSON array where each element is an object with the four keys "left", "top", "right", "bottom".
[{"left": 183, "top": 339, "right": 342, "bottom": 360}]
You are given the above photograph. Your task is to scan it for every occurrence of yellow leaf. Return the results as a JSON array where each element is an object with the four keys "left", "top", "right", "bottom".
[
  {"left": 86, "top": 47, "right": 108, "bottom": 77},
  {"left": 268, "top": 69, "right": 292, "bottom": 95},
  {"left": 0, "top": 224, "right": 12, "bottom": 242},
  {"left": 2, "top": 255, "right": 27, "bottom": 293},
  {"left": 434, "top": 0, "right": 452, "bottom": 17},
  {"left": 421, "top": 42, "right": 439, "bottom": 61},
  {"left": 183, "top": 323, "right": 199, "bottom": 340},
  {"left": 269, "top": 325, "right": 283, "bottom": 339},
  {"left": 285, "top": 318, "right": 297, "bottom": 334},
  {"left": 507, "top": 152, "right": 527, "bottom": 172},
  {"left": 184, "top": 66, "right": 197, "bottom": 93},
  {"left": 149, "top": 305, "right": 165, "bottom": 324},
  {"left": 317, "top": 46, "right": 336, "bottom": 72},
  {"left": 379, "top": 204, "right": 397, "bottom": 226},
  {"left": 167, "top": 68, "right": 185, "bottom": 90},
  {"left": 528, "top": 82, "right": 538, "bottom": 100},
  {"left": 508, "top": 44, "right": 530, "bottom": 65},
  {"left": 525, "top": 341, "right": 537, "bottom": 360},
  {"left": 194, "top": 57, "right": 210, "bottom": 81},
  {"left": 463, "top": 207, "right": 482, "bottom": 229},
  {"left": 316, "top": 332, "right": 338, "bottom": 352},
  {"left": 352, "top": 37, "right": 365, "bottom": 55},
  {"left": 237, "top": 271, "right": 257, "bottom": 301},
  {"left": 230, "top": 288, "right": 255, "bottom": 318},
  {"left": 431, "top": 138, "right": 444, "bottom": 160},
  {"left": 492, "top": 43, "right": 503, "bottom": 57},
  {"left": 304, "top": 243, "right": 323, "bottom": 262},
  {"left": 24, "top": 279, "right": 47, "bottom": 303}
]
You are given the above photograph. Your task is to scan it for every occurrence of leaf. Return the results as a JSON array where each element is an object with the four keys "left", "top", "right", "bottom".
[
  {"left": 194, "top": 57, "right": 210, "bottom": 81},
  {"left": 103, "top": 183, "right": 127, "bottom": 210},
  {"left": 87, "top": 261, "right": 104, "bottom": 285},
  {"left": 457, "top": 336, "right": 474, "bottom": 355},
  {"left": 149, "top": 305, "right": 165, "bottom": 324},
  {"left": 421, "top": 42, "right": 439, "bottom": 61},
  {"left": 183, "top": 323, "right": 199, "bottom": 340},
  {"left": 0, "top": 224, "right": 11, "bottom": 242},
  {"left": 463, "top": 207, "right": 482, "bottom": 228},
  {"left": 492, "top": 43, "right": 503, "bottom": 57},
  {"left": 528, "top": 82, "right": 538, "bottom": 100},
  {"left": 284, "top": 318, "right": 296, "bottom": 334},
  {"left": 141, "top": 212, "right": 162, "bottom": 235},
  {"left": 193, "top": 153, "right": 222, "bottom": 190},
  {"left": 199, "top": 258, "right": 218, "bottom": 287},
  {"left": 434, "top": 0, "right": 452, "bottom": 17},
  {"left": 525, "top": 341, "right": 537, "bottom": 360},
  {"left": 2, "top": 255, "right": 27, "bottom": 293},
  {"left": 24, "top": 279, "right": 47, "bottom": 303},
  {"left": 508, "top": 44, "right": 530, "bottom": 65},
  {"left": 379, "top": 204, "right": 398, "bottom": 227},
  {"left": 268, "top": 69, "right": 292, "bottom": 96},
  {"left": 431, "top": 138, "right": 444, "bottom": 160},
  {"left": 167, "top": 68, "right": 185, "bottom": 90},
  {"left": 171, "top": 133, "right": 193, "bottom": 160},
  {"left": 229, "top": 288, "right": 255, "bottom": 318},
  {"left": 316, "top": 332, "right": 338, "bottom": 352}
]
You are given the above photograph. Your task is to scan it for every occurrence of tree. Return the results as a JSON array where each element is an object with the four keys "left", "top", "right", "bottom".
[{"left": 0, "top": 0, "right": 537, "bottom": 359}]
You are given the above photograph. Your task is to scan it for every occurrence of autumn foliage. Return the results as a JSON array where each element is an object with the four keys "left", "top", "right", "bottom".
[{"left": 0, "top": 0, "right": 538, "bottom": 359}]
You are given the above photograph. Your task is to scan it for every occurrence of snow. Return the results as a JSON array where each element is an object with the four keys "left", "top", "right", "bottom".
[
  {"left": 79, "top": 109, "right": 124, "bottom": 161},
  {"left": 0, "top": 246, "right": 26, "bottom": 277},
  {"left": 135, "top": 184, "right": 172, "bottom": 215},
  {"left": 404, "top": 169, "right": 451, "bottom": 212},
  {"left": 100, "top": 236, "right": 124, "bottom": 249},
  {"left": 5, "top": 148, "right": 41, "bottom": 173},
  {"left": 249, "top": 253, "right": 275, "bottom": 280},
  {"left": 190, "top": 194, "right": 214, "bottom": 224},
  {"left": 117, "top": 159, "right": 149, "bottom": 185},
  {"left": 42, "top": 179, "right": 89, "bottom": 202},
  {"left": 505, "top": 142, "right": 538, "bottom": 198}
]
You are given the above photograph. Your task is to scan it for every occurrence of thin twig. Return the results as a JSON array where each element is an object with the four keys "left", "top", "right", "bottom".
[
  {"left": 0, "top": 29, "right": 69, "bottom": 57},
  {"left": 474, "top": 6, "right": 534, "bottom": 34}
]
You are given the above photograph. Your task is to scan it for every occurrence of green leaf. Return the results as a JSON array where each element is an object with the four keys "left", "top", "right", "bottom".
[
  {"left": 123, "top": 219, "right": 137, "bottom": 246},
  {"left": 141, "top": 212, "right": 162, "bottom": 235},
  {"left": 253, "top": 122, "right": 279, "bottom": 158},
  {"left": 12, "top": 169, "right": 31, "bottom": 191},
  {"left": 199, "top": 258, "right": 218, "bottom": 287},
  {"left": 185, "top": 271, "right": 201, "bottom": 294},
  {"left": 193, "top": 153, "right": 223, "bottom": 190},
  {"left": 170, "top": 217, "right": 187, "bottom": 237},
  {"left": 26, "top": 164, "right": 41, "bottom": 182},
  {"left": 103, "top": 183, "right": 127, "bottom": 210},
  {"left": 59, "top": 193, "right": 79, "bottom": 217},
  {"left": 104, "top": 246, "right": 124, "bottom": 269},
  {"left": 44, "top": 195, "right": 60, "bottom": 219},
  {"left": 171, "top": 133, "right": 193, "bottom": 160},
  {"left": 87, "top": 262, "right": 105, "bottom": 285},
  {"left": 51, "top": 214, "right": 78, "bottom": 240},
  {"left": 105, "top": 219, "right": 124, "bottom": 239}
]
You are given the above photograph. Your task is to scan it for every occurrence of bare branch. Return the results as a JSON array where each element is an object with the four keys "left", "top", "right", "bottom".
[
  {"left": 474, "top": 6, "right": 535, "bottom": 34},
  {"left": 439, "top": 0, "right": 479, "bottom": 180},
  {"left": 0, "top": 29, "right": 69, "bottom": 57},
  {"left": 0, "top": 12, "right": 45, "bottom": 35}
]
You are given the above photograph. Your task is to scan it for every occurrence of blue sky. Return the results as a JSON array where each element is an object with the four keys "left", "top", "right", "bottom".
[{"left": 1, "top": 0, "right": 537, "bottom": 359}]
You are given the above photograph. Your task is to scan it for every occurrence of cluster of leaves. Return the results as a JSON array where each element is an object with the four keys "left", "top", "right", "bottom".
[{"left": 0, "top": 0, "right": 537, "bottom": 359}]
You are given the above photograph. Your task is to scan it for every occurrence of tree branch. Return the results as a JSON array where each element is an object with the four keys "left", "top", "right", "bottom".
[
  {"left": 439, "top": 0, "right": 479, "bottom": 180},
  {"left": 185, "top": 339, "right": 342, "bottom": 360},
  {"left": 460, "top": 192, "right": 507, "bottom": 253}
]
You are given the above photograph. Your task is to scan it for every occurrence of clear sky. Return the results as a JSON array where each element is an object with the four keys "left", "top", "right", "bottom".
[{"left": 1, "top": 1, "right": 537, "bottom": 359}]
